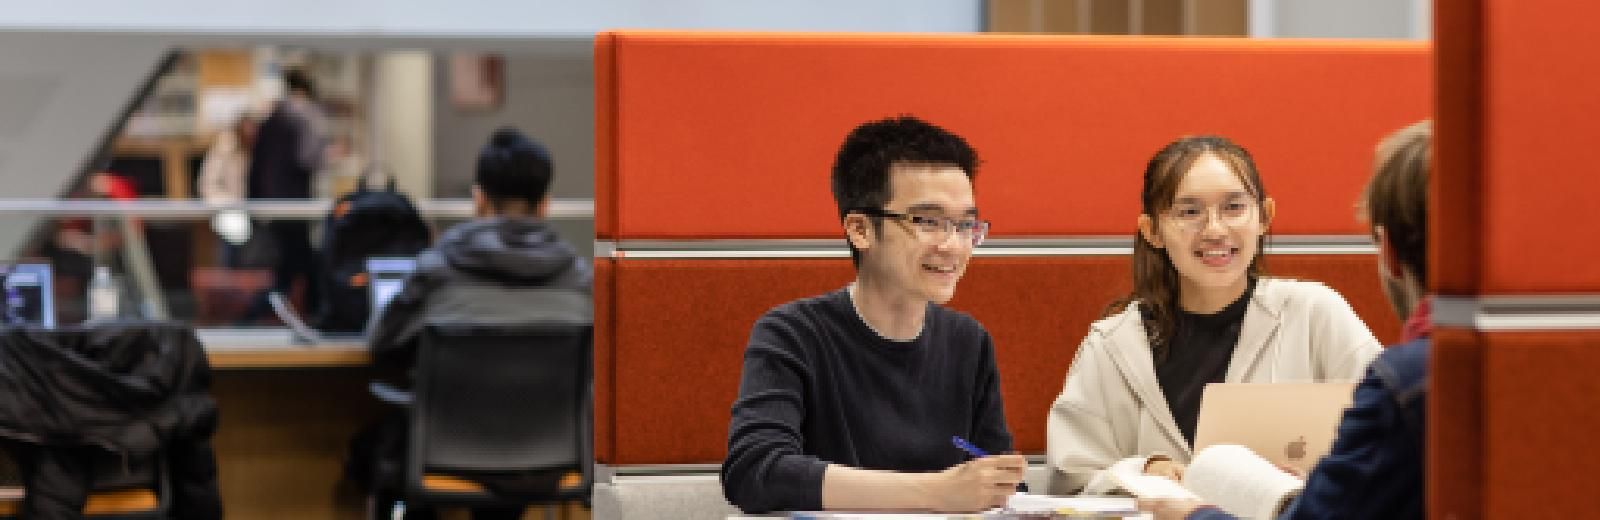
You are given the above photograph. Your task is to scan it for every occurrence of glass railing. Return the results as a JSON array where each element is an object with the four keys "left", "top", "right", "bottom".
[{"left": 0, "top": 198, "right": 593, "bottom": 330}]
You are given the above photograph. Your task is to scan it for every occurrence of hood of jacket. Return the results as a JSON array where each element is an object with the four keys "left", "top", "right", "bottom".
[{"left": 436, "top": 217, "right": 588, "bottom": 286}]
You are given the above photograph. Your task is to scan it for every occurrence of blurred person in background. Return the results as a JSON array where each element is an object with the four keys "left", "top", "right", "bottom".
[
  {"left": 239, "top": 68, "right": 328, "bottom": 323},
  {"left": 198, "top": 113, "right": 259, "bottom": 268}
]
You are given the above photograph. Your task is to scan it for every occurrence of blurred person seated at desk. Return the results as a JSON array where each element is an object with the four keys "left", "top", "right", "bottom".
[
  {"left": 1142, "top": 121, "right": 1434, "bottom": 520},
  {"left": 347, "top": 127, "right": 591, "bottom": 520},
  {"left": 721, "top": 116, "right": 1024, "bottom": 514},
  {"left": 366, "top": 127, "right": 592, "bottom": 370},
  {"left": 26, "top": 172, "right": 139, "bottom": 323}
]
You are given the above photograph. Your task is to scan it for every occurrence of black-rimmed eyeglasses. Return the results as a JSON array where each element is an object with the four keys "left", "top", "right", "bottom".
[{"left": 851, "top": 208, "right": 990, "bottom": 247}]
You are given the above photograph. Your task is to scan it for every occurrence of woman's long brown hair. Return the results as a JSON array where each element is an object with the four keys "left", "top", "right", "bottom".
[{"left": 1107, "top": 136, "right": 1270, "bottom": 362}]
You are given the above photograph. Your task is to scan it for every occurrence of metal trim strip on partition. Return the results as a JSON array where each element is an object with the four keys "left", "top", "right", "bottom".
[
  {"left": 596, "top": 235, "right": 1377, "bottom": 259},
  {"left": 1434, "top": 295, "right": 1600, "bottom": 331}
]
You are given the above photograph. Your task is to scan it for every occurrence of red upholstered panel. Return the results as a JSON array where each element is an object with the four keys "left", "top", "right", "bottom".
[
  {"left": 604, "top": 254, "right": 1399, "bottom": 464},
  {"left": 594, "top": 258, "right": 616, "bottom": 462},
  {"left": 596, "top": 32, "right": 1430, "bottom": 240},
  {"left": 610, "top": 259, "right": 853, "bottom": 464},
  {"left": 1268, "top": 255, "right": 1401, "bottom": 343},
  {"left": 1481, "top": 331, "right": 1600, "bottom": 517},
  {"left": 1429, "top": 327, "right": 1484, "bottom": 520}
]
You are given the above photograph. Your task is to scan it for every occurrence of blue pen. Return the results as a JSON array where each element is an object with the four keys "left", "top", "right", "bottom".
[{"left": 951, "top": 436, "right": 988, "bottom": 458}]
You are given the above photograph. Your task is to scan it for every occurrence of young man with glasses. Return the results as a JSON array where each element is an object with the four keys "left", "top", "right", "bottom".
[{"left": 721, "top": 116, "right": 1024, "bottom": 514}]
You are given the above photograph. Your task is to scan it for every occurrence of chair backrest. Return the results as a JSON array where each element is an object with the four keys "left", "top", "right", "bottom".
[{"left": 409, "top": 322, "right": 594, "bottom": 498}]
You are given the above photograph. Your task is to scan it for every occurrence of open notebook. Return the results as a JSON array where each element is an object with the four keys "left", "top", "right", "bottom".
[{"left": 1113, "top": 444, "right": 1303, "bottom": 519}]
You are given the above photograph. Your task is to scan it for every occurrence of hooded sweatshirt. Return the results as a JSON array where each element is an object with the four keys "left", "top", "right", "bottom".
[{"left": 368, "top": 217, "right": 592, "bottom": 369}]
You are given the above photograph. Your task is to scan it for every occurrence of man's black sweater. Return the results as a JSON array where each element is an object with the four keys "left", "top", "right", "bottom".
[{"left": 721, "top": 287, "right": 1014, "bottom": 513}]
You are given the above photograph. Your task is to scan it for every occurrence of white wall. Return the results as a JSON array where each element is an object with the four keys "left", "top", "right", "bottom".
[
  {"left": 1249, "top": 0, "right": 1430, "bottom": 39},
  {"left": 0, "top": 0, "right": 983, "bottom": 34},
  {"left": 0, "top": 32, "right": 170, "bottom": 252},
  {"left": 373, "top": 52, "right": 435, "bottom": 200},
  {"left": 430, "top": 51, "right": 594, "bottom": 256}
]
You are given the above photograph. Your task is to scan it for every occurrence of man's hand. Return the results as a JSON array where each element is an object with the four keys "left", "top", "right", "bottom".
[
  {"left": 1144, "top": 458, "right": 1186, "bottom": 482},
  {"left": 1137, "top": 498, "right": 1206, "bottom": 520},
  {"left": 923, "top": 454, "right": 1026, "bottom": 512}
]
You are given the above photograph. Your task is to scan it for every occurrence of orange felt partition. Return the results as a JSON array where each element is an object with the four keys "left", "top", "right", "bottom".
[
  {"left": 597, "top": 255, "right": 1398, "bottom": 464},
  {"left": 1473, "top": 2, "right": 1600, "bottom": 293},
  {"left": 595, "top": 32, "right": 1431, "bottom": 240},
  {"left": 594, "top": 31, "right": 1428, "bottom": 467},
  {"left": 1431, "top": 0, "right": 1600, "bottom": 517},
  {"left": 1435, "top": 0, "right": 1600, "bottom": 294}
]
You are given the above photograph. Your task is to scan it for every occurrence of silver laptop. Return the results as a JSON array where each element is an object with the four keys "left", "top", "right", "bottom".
[
  {"left": 364, "top": 256, "right": 417, "bottom": 334},
  {"left": 1192, "top": 382, "right": 1356, "bottom": 475}
]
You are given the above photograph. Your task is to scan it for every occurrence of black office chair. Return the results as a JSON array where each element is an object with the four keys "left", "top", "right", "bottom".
[{"left": 386, "top": 322, "right": 593, "bottom": 518}]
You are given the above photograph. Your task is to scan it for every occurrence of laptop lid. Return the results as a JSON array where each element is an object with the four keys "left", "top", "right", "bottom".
[
  {"left": 365, "top": 256, "right": 417, "bottom": 333},
  {"left": 1192, "top": 382, "right": 1356, "bottom": 475},
  {"left": 1, "top": 263, "right": 54, "bottom": 328}
]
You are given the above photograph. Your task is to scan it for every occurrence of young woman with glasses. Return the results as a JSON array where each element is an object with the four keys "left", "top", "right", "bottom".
[{"left": 1043, "top": 136, "right": 1383, "bottom": 494}]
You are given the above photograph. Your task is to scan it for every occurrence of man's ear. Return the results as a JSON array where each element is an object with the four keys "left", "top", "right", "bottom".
[
  {"left": 470, "top": 186, "right": 491, "bottom": 218},
  {"left": 1137, "top": 214, "right": 1164, "bottom": 249},
  {"left": 844, "top": 213, "right": 875, "bottom": 253},
  {"left": 1373, "top": 226, "right": 1405, "bottom": 280}
]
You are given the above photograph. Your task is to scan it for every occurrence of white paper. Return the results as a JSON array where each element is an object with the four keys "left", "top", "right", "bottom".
[
  {"left": 1183, "top": 444, "right": 1304, "bottom": 519},
  {"left": 1006, "top": 492, "right": 1140, "bottom": 515}
]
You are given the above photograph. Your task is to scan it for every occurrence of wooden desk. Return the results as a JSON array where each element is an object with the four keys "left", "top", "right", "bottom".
[
  {"left": 198, "top": 328, "right": 370, "bottom": 369},
  {"left": 210, "top": 362, "right": 380, "bottom": 519},
  {"left": 207, "top": 344, "right": 370, "bottom": 369},
  {"left": 201, "top": 332, "right": 586, "bottom": 520}
]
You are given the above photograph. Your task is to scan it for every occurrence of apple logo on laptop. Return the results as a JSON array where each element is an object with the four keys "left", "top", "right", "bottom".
[{"left": 1285, "top": 436, "right": 1307, "bottom": 462}]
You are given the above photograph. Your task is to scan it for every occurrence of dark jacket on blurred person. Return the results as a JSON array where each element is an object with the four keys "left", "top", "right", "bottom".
[
  {"left": 0, "top": 323, "right": 222, "bottom": 519},
  {"left": 247, "top": 94, "right": 326, "bottom": 199},
  {"left": 367, "top": 217, "right": 592, "bottom": 371}
]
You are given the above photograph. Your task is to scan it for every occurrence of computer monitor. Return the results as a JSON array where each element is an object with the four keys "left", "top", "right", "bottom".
[
  {"left": 365, "top": 256, "right": 417, "bottom": 332},
  {"left": 1, "top": 263, "right": 55, "bottom": 328}
]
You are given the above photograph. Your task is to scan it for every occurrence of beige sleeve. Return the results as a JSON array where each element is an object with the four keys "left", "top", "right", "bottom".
[
  {"left": 1306, "top": 282, "right": 1384, "bottom": 381},
  {"left": 1045, "top": 333, "right": 1148, "bottom": 495}
]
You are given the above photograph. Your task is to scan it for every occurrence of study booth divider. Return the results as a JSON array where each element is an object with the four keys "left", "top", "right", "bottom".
[
  {"left": 592, "top": 32, "right": 1431, "bottom": 471},
  {"left": 1431, "top": 0, "right": 1600, "bottom": 516}
]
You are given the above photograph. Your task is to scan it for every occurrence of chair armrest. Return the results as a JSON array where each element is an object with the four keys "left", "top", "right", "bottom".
[{"left": 368, "top": 381, "right": 414, "bottom": 406}]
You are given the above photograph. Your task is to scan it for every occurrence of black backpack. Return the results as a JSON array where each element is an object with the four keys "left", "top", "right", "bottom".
[{"left": 313, "top": 178, "right": 431, "bottom": 332}]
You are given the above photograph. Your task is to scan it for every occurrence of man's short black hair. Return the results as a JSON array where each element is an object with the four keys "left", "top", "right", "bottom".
[
  {"left": 830, "top": 115, "right": 979, "bottom": 266},
  {"left": 476, "top": 127, "right": 554, "bottom": 209},
  {"left": 284, "top": 68, "right": 317, "bottom": 100}
]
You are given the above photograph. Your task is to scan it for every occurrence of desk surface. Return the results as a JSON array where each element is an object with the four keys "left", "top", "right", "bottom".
[
  {"left": 197, "top": 329, "right": 370, "bottom": 369},
  {"left": 726, "top": 496, "right": 1142, "bottom": 519}
]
